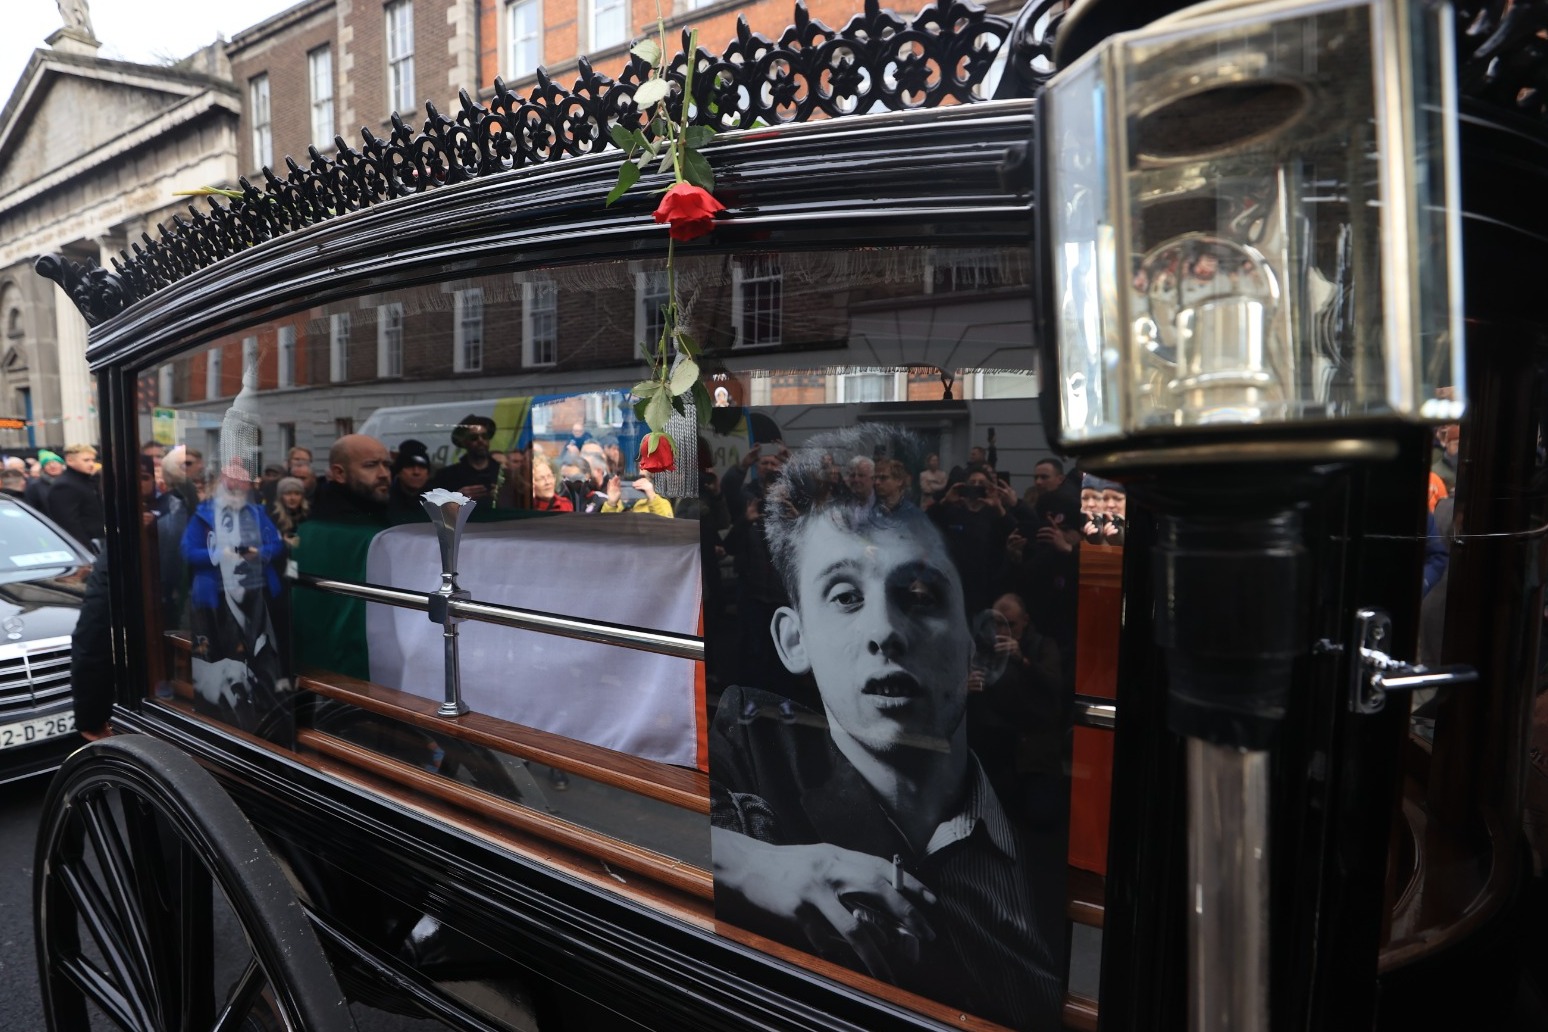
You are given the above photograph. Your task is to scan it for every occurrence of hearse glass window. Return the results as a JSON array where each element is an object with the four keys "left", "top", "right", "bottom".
[
  {"left": 133, "top": 245, "right": 1108, "bottom": 1030},
  {"left": 1397, "top": 345, "right": 1548, "bottom": 968}
]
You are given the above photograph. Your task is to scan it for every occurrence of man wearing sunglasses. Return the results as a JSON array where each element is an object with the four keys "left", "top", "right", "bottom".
[{"left": 429, "top": 413, "right": 499, "bottom": 502}]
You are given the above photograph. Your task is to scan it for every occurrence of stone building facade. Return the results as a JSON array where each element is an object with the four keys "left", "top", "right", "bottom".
[{"left": 0, "top": 16, "right": 237, "bottom": 453}]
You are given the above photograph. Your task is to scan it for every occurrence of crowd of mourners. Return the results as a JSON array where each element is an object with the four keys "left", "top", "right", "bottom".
[
  {"left": 700, "top": 417, "right": 1126, "bottom": 744},
  {"left": 0, "top": 445, "right": 109, "bottom": 549}
]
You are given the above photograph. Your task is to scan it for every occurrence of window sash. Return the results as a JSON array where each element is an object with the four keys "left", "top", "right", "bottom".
[
  {"left": 732, "top": 255, "right": 783, "bottom": 348},
  {"left": 386, "top": 1, "right": 416, "bottom": 113},
  {"left": 509, "top": 0, "right": 542, "bottom": 79},
  {"left": 523, "top": 281, "right": 557, "bottom": 367},
  {"left": 205, "top": 348, "right": 223, "bottom": 400},
  {"left": 278, "top": 326, "right": 297, "bottom": 388},
  {"left": 634, "top": 270, "right": 670, "bottom": 354},
  {"left": 591, "top": 0, "right": 628, "bottom": 50},
  {"left": 250, "top": 75, "right": 272, "bottom": 169},
  {"left": 378, "top": 303, "right": 404, "bottom": 378},
  {"left": 455, "top": 289, "right": 485, "bottom": 373},
  {"left": 329, "top": 312, "right": 350, "bottom": 383},
  {"left": 309, "top": 47, "right": 334, "bottom": 146}
]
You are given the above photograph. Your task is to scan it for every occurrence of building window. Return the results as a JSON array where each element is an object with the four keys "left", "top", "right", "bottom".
[
  {"left": 378, "top": 303, "right": 404, "bottom": 378},
  {"left": 309, "top": 47, "right": 335, "bottom": 146},
  {"left": 591, "top": 0, "right": 628, "bottom": 51},
  {"left": 522, "top": 280, "right": 557, "bottom": 367},
  {"left": 508, "top": 0, "right": 542, "bottom": 80},
  {"left": 927, "top": 247, "right": 1011, "bottom": 293},
  {"left": 279, "top": 422, "right": 296, "bottom": 455},
  {"left": 386, "top": 0, "right": 416, "bottom": 114},
  {"left": 838, "top": 371, "right": 898, "bottom": 403},
  {"left": 329, "top": 313, "right": 351, "bottom": 383},
  {"left": 278, "top": 326, "right": 296, "bottom": 388},
  {"left": 634, "top": 270, "right": 669, "bottom": 354},
  {"left": 732, "top": 255, "right": 783, "bottom": 347},
  {"left": 454, "top": 288, "right": 484, "bottom": 373},
  {"left": 206, "top": 348, "right": 223, "bottom": 400},
  {"left": 158, "top": 365, "right": 174, "bottom": 407},
  {"left": 241, "top": 336, "right": 259, "bottom": 375},
  {"left": 249, "top": 74, "right": 272, "bottom": 170}
]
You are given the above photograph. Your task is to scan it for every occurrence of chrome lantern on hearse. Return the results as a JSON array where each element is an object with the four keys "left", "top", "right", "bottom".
[{"left": 1039, "top": 0, "right": 1465, "bottom": 457}]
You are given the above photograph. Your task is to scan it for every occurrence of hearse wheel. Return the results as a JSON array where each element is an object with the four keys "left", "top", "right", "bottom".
[{"left": 34, "top": 735, "right": 357, "bottom": 1032}]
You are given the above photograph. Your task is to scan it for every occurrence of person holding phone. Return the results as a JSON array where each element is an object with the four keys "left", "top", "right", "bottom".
[
  {"left": 601, "top": 473, "right": 673, "bottom": 517},
  {"left": 930, "top": 466, "right": 1018, "bottom": 613}
]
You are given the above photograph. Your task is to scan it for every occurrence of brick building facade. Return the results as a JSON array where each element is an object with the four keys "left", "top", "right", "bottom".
[{"left": 228, "top": 0, "right": 1021, "bottom": 179}]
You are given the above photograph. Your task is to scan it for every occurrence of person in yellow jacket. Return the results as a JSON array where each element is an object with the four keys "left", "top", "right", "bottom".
[{"left": 601, "top": 474, "right": 674, "bottom": 517}]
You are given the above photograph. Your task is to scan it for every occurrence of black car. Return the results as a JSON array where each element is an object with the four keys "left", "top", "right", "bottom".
[{"left": 0, "top": 496, "right": 91, "bottom": 784}]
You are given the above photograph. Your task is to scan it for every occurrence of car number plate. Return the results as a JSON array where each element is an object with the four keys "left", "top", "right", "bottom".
[{"left": 0, "top": 711, "right": 74, "bottom": 750}]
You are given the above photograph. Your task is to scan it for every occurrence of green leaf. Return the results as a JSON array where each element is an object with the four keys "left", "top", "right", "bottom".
[
  {"left": 633, "top": 398, "right": 651, "bottom": 425},
  {"left": 668, "top": 356, "right": 700, "bottom": 396},
  {"left": 632, "top": 379, "right": 662, "bottom": 398},
  {"left": 657, "top": 141, "right": 677, "bottom": 175},
  {"left": 633, "top": 149, "right": 655, "bottom": 169},
  {"left": 634, "top": 78, "right": 671, "bottom": 109},
  {"left": 681, "top": 148, "right": 715, "bottom": 192},
  {"left": 675, "top": 330, "right": 700, "bottom": 357},
  {"left": 605, "top": 162, "right": 642, "bottom": 206},
  {"left": 643, "top": 389, "right": 673, "bottom": 433},
  {"left": 683, "top": 125, "right": 716, "bottom": 149},
  {"left": 631, "top": 39, "right": 661, "bottom": 65},
  {"left": 691, "top": 380, "right": 714, "bottom": 420},
  {"left": 650, "top": 117, "right": 671, "bottom": 138},
  {"left": 670, "top": 394, "right": 686, "bottom": 417},
  {"left": 609, "top": 124, "right": 636, "bottom": 151}
]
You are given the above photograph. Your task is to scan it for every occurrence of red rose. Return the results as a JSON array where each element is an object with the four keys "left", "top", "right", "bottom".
[
  {"left": 653, "top": 183, "right": 724, "bottom": 242},
  {"left": 639, "top": 432, "right": 676, "bottom": 473}
]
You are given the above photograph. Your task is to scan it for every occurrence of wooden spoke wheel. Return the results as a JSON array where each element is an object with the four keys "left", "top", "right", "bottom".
[{"left": 34, "top": 735, "right": 357, "bottom": 1032}]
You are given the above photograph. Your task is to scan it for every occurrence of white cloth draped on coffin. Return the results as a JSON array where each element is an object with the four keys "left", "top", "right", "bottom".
[{"left": 364, "top": 515, "right": 701, "bottom": 766}]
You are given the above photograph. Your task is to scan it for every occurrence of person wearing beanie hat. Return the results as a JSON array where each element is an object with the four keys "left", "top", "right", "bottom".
[
  {"left": 24, "top": 449, "right": 64, "bottom": 511},
  {"left": 429, "top": 415, "right": 499, "bottom": 501},
  {"left": 271, "top": 475, "right": 311, "bottom": 549},
  {"left": 48, "top": 444, "right": 106, "bottom": 549},
  {"left": 389, "top": 439, "right": 434, "bottom": 517}
]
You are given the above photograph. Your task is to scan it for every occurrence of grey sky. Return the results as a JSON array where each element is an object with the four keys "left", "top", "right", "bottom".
[{"left": 2, "top": 0, "right": 303, "bottom": 106}]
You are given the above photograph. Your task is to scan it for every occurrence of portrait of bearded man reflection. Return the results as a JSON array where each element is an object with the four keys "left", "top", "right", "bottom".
[
  {"left": 180, "top": 459, "right": 289, "bottom": 732},
  {"left": 709, "top": 423, "right": 1067, "bottom": 1031}
]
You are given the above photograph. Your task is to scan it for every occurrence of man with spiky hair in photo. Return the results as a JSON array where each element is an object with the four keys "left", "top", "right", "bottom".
[{"left": 708, "top": 423, "right": 1066, "bottom": 1032}]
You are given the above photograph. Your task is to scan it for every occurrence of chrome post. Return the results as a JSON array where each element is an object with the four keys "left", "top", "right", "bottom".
[
  {"left": 1188, "top": 738, "right": 1271, "bottom": 1032},
  {"left": 421, "top": 492, "right": 476, "bottom": 717}
]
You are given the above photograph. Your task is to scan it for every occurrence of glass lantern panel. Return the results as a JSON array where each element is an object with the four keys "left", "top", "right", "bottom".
[
  {"left": 1119, "top": 0, "right": 1393, "bottom": 431},
  {"left": 1047, "top": 58, "right": 1125, "bottom": 444}
]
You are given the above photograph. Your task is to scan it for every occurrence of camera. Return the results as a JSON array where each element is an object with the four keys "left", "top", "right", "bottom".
[{"left": 961, "top": 484, "right": 987, "bottom": 500}]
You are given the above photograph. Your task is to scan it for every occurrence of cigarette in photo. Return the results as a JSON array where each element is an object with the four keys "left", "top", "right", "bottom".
[{"left": 892, "top": 854, "right": 904, "bottom": 891}]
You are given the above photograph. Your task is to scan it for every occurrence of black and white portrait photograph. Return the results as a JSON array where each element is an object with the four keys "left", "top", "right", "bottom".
[{"left": 707, "top": 421, "right": 1071, "bottom": 1031}]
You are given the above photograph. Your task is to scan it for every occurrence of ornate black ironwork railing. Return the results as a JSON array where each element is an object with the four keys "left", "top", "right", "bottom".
[{"left": 38, "top": 0, "right": 1066, "bottom": 327}]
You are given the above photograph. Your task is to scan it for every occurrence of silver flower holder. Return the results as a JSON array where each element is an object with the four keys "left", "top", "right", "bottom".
[{"left": 420, "top": 490, "right": 475, "bottom": 717}]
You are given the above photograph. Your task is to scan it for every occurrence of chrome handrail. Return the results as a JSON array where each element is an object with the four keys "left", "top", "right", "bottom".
[{"left": 294, "top": 573, "right": 704, "bottom": 662}]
